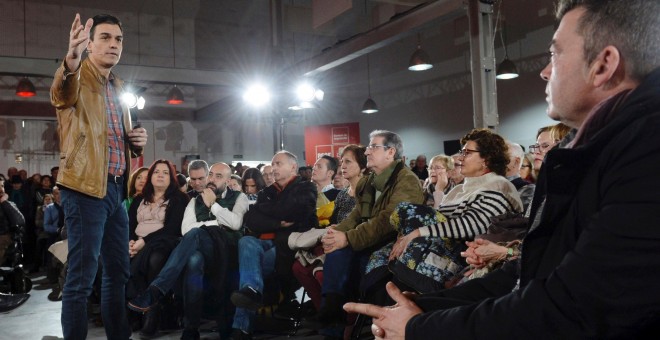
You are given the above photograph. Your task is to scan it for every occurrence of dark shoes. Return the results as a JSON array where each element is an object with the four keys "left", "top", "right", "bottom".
[
  {"left": 180, "top": 328, "right": 200, "bottom": 340},
  {"left": 302, "top": 293, "right": 347, "bottom": 329},
  {"left": 139, "top": 307, "right": 161, "bottom": 338},
  {"left": 230, "top": 286, "right": 263, "bottom": 311},
  {"left": 47, "top": 288, "right": 62, "bottom": 301},
  {"left": 229, "top": 328, "right": 253, "bottom": 340},
  {"left": 128, "top": 285, "right": 164, "bottom": 313},
  {"left": 0, "top": 292, "right": 30, "bottom": 313}
]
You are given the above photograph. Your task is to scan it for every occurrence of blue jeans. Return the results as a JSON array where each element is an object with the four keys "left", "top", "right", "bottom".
[
  {"left": 322, "top": 247, "right": 369, "bottom": 297},
  {"left": 232, "top": 236, "right": 275, "bottom": 332},
  {"left": 151, "top": 228, "right": 214, "bottom": 294},
  {"left": 61, "top": 179, "right": 130, "bottom": 340}
]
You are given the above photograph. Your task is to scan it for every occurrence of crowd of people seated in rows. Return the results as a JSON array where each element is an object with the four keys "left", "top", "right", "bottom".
[{"left": 2, "top": 1, "right": 659, "bottom": 339}]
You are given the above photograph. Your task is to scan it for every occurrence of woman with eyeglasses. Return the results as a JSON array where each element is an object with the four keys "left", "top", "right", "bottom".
[
  {"left": 458, "top": 123, "right": 572, "bottom": 284},
  {"left": 423, "top": 154, "right": 455, "bottom": 208},
  {"left": 531, "top": 123, "right": 571, "bottom": 179},
  {"left": 364, "top": 129, "right": 523, "bottom": 294}
]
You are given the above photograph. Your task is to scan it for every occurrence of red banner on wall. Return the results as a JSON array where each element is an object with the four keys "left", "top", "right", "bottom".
[{"left": 304, "top": 122, "right": 360, "bottom": 165}]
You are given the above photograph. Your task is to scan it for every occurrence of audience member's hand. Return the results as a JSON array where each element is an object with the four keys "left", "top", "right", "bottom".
[
  {"left": 344, "top": 282, "right": 422, "bottom": 340},
  {"left": 280, "top": 221, "right": 294, "bottom": 228},
  {"left": 128, "top": 239, "right": 135, "bottom": 257},
  {"left": 389, "top": 229, "right": 420, "bottom": 260},
  {"left": 462, "top": 238, "right": 507, "bottom": 268},
  {"left": 434, "top": 170, "right": 449, "bottom": 193},
  {"left": 128, "top": 127, "right": 148, "bottom": 147},
  {"left": 322, "top": 227, "right": 348, "bottom": 253},
  {"left": 201, "top": 188, "right": 216, "bottom": 208},
  {"left": 129, "top": 238, "right": 145, "bottom": 258}
]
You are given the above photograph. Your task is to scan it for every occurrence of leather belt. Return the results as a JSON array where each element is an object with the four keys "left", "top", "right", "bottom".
[{"left": 108, "top": 174, "right": 123, "bottom": 184}]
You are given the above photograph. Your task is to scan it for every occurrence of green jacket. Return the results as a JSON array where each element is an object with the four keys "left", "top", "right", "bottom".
[{"left": 334, "top": 160, "right": 424, "bottom": 251}]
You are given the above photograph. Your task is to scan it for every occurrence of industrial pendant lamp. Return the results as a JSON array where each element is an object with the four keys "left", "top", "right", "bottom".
[
  {"left": 408, "top": 33, "right": 433, "bottom": 71},
  {"left": 496, "top": 19, "right": 519, "bottom": 80},
  {"left": 16, "top": 77, "right": 36, "bottom": 97},
  {"left": 361, "top": 55, "right": 379, "bottom": 114},
  {"left": 166, "top": 85, "right": 184, "bottom": 105}
]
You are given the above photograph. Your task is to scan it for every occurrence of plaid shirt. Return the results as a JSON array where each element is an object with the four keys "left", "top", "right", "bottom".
[{"left": 105, "top": 76, "right": 126, "bottom": 177}]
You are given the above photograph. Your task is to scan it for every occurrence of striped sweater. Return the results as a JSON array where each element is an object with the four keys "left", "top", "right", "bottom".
[{"left": 418, "top": 172, "right": 523, "bottom": 239}]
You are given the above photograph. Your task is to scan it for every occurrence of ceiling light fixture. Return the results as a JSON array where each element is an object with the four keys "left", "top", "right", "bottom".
[
  {"left": 16, "top": 77, "right": 36, "bottom": 97},
  {"left": 166, "top": 85, "right": 184, "bottom": 105},
  {"left": 496, "top": 17, "right": 519, "bottom": 80},
  {"left": 408, "top": 33, "right": 433, "bottom": 71},
  {"left": 361, "top": 54, "right": 379, "bottom": 114}
]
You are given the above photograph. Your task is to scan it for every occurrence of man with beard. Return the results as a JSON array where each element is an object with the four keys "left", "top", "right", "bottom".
[{"left": 128, "top": 162, "right": 249, "bottom": 340}]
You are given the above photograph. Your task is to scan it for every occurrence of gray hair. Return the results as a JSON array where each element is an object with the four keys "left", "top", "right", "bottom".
[
  {"left": 556, "top": 0, "right": 660, "bottom": 83},
  {"left": 506, "top": 141, "right": 525, "bottom": 170},
  {"left": 188, "top": 160, "right": 209, "bottom": 176},
  {"left": 369, "top": 130, "right": 404, "bottom": 160},
  {"left": 274, "top": 150, "right": 298, "bottom": 167}
]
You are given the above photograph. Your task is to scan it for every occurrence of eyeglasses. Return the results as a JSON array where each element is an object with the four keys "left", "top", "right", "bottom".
[
  {"left": 529, "top": 143, "right": 554, "bottom": 153},
  {"left": 458, "top": 148, "right": 480, "bottom": 157},
  {"left": 366, "top": 144, "right": 391, "bottom": 150}
]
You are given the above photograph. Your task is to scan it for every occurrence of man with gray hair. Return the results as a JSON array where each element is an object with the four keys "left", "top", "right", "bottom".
[
  {"left": 505, "top": 141, "right": 535, "bottom": 211},
  {"left": 186, "top": 160, "right": 209, "bottom": 199},
  {"left": 229, "top": 150, "right": 317, "bottom": 338},
  {"left": 306, "top": 130, "right": 423, "bottom": 328},
  {"left": 345, "top": 0, "right": 660, "bottom": 338}
]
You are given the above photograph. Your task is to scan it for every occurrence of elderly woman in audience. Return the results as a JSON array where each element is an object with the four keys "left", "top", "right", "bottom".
[
  {"left": 127, "top": 159, "right": 189, "bottom": 337},
  {"left": 124, "top": 167, "right": 148, "bottom": 212},
  {"left": 241, "top": 167, "right": 266, "bottom": 205},
  {"left": 423, "top": 155, "right": 455, "bottom": 208},
  {"left": 520, "top": 153, "right": 536, "bottom": 183},
  {"left": 365, "top": 129, "right": 523, "bottom": 294},
  {"left": 458, "top": 122, "right": 572, "bottom": 282}
]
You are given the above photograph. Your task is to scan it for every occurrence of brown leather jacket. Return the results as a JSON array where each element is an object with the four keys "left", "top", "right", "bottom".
[{"left": 50, "top": 59, "right": 142, "bottom": 199}]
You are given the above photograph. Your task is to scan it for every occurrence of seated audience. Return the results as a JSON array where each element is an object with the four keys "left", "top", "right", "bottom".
[
  {"left": 519, "top": 152, "right": 535, "bottom": 183},
  {"left": 124, "top": 167, "right": 148, "bottom": 212},
  {"left": 312, "top": 155, "right": 341, "bottom": 205},
  {"left": 186, "top": 160, "right": 210, "bottom": 199},
  {"left": 129, "top": 162, "right": 248, "bottom": 339},
  {"left": 308, "top": 130, "right": 423, "bottom": 328},
  {"left": 411, "top": 154, "right": 429, "bottom": 180},
  {"left": 229, "top": 151, "right": 317, "bottom": 339},
  {"left": 127, "top": 159, "right": 189, "bottom": 337},
  {"left": 229, "top": 174, "right": 243, "bottom": 192},
  {"left": 241, "top": 168, "right": 266, "bottom": 205},
  {"left": 505, "top": 141, "right": 535, "bottom": 211},
  {"left": 423, "top": 154, "right": 455, "bottom": 208},
  {"left": 291, "top": 145, "right": 367, "bottom": 312},
  {"left": 364, "top": 129, "right": 522, "bottom": 294},
  {"left": 345, "top": 1, "right": 660, "bottom": 338}
]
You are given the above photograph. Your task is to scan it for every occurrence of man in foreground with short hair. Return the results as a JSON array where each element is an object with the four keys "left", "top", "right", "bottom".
[
  {"left": 345, "top": 0, "right": 660, "bottom": 338},
  {"left": 52, "top": 13, "right": 148, "bottom": 339}
]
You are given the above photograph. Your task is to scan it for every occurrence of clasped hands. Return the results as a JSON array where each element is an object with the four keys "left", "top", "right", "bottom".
[
  {"left": 461, "top": 238, "right": 508, "bottom": 269},
  {"left": 128, "top": 238, "right": 145, "bottom": 258}
]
